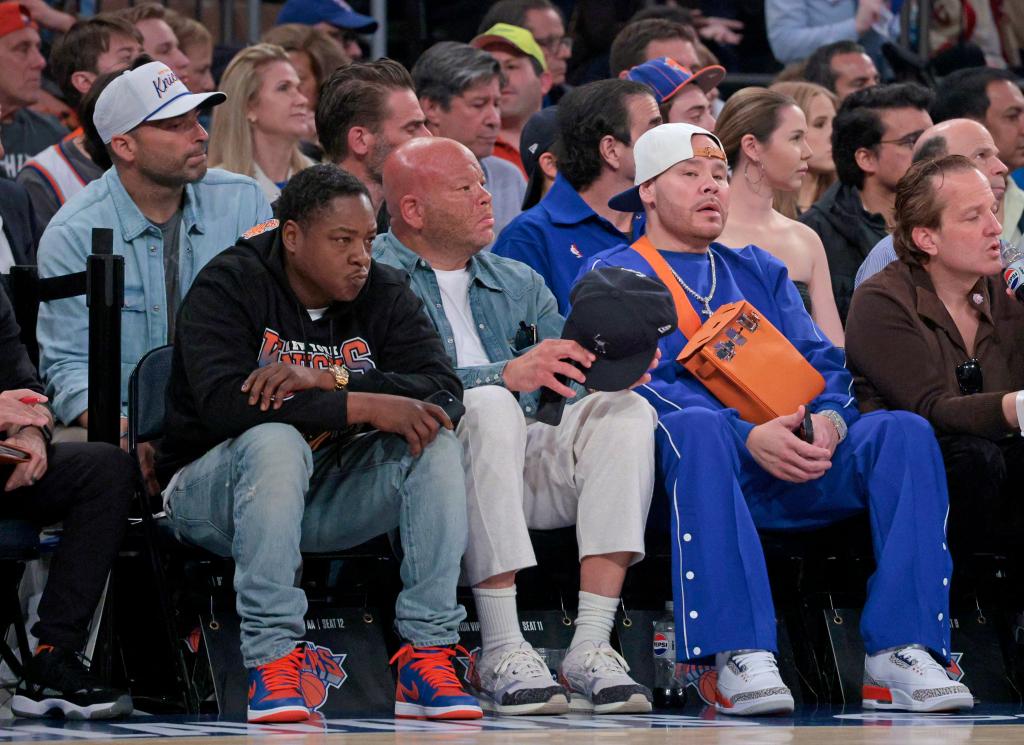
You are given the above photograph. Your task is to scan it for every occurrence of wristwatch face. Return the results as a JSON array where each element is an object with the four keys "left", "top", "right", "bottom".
[{"left": 333, "top": 364, "right": 349, "bottom": 389}]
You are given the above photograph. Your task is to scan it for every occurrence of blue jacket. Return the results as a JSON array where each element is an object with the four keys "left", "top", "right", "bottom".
[
  {"left": 580, "top": 242, "right": 859, "bottom": 442},
  {"left": 374, "top": 230, "right": 574, "bottom": 416},
  {"left": 37, "top": 167, "right": 272, "bottom": 424},
  {"left": 492, "top": 173, "right": 645, "bottom": 315}
]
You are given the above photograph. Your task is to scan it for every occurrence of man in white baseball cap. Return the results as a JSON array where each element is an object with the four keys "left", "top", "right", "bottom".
[
  {"left": 577, "top": 122, "right": 972, "bottom": 717},
  {"left": 36, "top": 56, "right": 272, "bottom": 465},
  {"left": 93, "top": 58, "right": 224, "bottom": 145}
]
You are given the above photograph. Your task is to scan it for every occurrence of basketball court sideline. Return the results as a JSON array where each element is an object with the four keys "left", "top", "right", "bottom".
[{"left": 0, "top": 707, "right": 1022, "bottom": 745}]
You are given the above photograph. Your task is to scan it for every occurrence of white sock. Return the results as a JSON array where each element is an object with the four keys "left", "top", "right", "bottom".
[
  {"left": 473, "top": 585, "right": 525, "bottom": 655},
  {"left": 570, "top": 591, "right": 619, "bottom": 650}
]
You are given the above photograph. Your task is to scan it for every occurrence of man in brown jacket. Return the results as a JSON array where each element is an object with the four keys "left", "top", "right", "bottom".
[{"left": 847, "top": 154, "right": 1024, "bottom": 563}]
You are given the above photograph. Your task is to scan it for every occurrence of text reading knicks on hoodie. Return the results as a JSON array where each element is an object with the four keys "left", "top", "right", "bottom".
[{"left": 153, "top": 164, "right": 480, "bottom": 725}]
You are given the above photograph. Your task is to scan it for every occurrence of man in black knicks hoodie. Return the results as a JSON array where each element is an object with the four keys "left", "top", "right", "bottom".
[{"left": 156, "top": 165, "right": 481, "bottom": 724}]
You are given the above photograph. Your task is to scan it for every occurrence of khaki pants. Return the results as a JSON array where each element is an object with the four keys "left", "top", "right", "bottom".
[{"left": 457, "top": 386, "right": 657, "bottom": 586}]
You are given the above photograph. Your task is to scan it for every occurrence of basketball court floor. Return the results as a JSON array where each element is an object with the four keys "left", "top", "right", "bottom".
[{"left": 0, "top": 706, "right": 1022, "bottom": 745}]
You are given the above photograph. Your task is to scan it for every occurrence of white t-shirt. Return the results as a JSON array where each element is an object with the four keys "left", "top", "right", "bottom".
[{"left": 433, "top": 267, "right": 491, "bottom": 368}]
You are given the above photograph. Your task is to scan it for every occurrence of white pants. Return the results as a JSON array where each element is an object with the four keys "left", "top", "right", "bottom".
[{"left": 457, "top": 386, "right": 657, "bottom": 586}]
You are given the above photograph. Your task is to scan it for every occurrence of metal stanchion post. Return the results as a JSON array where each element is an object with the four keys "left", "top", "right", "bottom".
[{"left": 86, "top": 228, "right": 124, "bottom": 446}]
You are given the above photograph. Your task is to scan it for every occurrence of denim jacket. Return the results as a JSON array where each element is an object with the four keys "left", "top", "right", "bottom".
[
  {"left": 37, "top": 167, "right": 272, "bottom": 424},
  {"left": 373, "top": 231, "right": 572, "bottom": 416}
]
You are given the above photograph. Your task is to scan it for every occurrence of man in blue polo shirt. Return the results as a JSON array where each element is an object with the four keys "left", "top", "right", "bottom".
[{"left": 492, "top": 78, "right": 660, "bottom": 313}]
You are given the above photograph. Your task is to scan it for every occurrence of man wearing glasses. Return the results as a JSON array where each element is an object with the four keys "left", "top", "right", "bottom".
[
  {"left": 800, "top": 83, "right": 933, "bottom": 323},
  {"left": 476, "top": 0, "right": 572, "bottom": 104},
  {"left": 855, "top": 118, "right": 1010, "bottom": 288},
  {"left": 36, "top": 58, "right": 271, "bottom": 455}
]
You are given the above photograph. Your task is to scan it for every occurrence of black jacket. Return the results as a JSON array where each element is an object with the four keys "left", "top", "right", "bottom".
[
  {"left": 0, "top": 281, "right": 43, "bottom": 393},
  {"left": 799, "top": 181, "right": 888, "bottom": 325},
  {"left": 0, "top": 179, "right": 38, "bottom": 267},
  {"left": 156, "top": 224, "right": 461, "bottom": 481}
]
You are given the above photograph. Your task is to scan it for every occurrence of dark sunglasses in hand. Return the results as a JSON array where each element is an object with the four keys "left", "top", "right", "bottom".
[{"left": 955, "top": 358, "right": 983, "bottom": 395}]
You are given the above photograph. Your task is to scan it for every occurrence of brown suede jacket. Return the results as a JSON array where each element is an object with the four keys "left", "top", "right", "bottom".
[{"left": 846, "top": 259, "right": 1024, "bottom": 439}]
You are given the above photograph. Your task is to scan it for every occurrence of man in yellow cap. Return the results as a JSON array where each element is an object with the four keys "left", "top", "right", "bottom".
[{"left": 471, "top": 23, "right": 551, "bottom": 178}]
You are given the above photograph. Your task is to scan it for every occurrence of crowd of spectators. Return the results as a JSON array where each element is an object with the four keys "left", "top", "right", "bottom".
[{"left": 0, "top": 0, "right": 1022, "bottom": 728}]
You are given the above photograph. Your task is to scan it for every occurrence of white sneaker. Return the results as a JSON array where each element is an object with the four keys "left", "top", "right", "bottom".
[
  {"left": 558, "top": 640, "right": 652, "bottom": 714},
  {"left": 715, "top": 650, "right": 795, "bottom": 716},
  {"left": 469, "top": 643, "right": 568, "bottom": 715},
  {"left": 863, "top": 645, "right": 974, "bottom": 712}
]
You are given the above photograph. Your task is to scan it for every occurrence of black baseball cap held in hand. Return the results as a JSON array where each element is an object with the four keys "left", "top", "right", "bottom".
[{"left": 564, "top": 267, "right": 677, "bottom": 391}]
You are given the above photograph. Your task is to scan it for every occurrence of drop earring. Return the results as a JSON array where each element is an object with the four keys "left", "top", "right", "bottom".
[{"left": 743, "top": 159, "right": 766, "bottom": 190}]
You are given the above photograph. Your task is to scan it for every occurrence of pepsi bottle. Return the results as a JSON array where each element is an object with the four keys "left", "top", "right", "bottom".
[
  {"left": 1000, "top": 238, "right": 1024, "bottom": 304},
  {"left": 652, "top": 601, "right": 686, "bottom": 708}
]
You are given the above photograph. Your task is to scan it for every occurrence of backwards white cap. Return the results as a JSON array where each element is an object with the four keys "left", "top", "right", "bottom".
[
  {"left": 608, "top": 122, "right": 727, "bottom": 212},
  {"left": 93, "top": 61, "right": 226, "bottom": 144}
]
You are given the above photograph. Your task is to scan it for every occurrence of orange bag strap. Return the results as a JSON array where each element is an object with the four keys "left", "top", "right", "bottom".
[{"left": 629, "top": 235, "right": 703, "bottom": 338}]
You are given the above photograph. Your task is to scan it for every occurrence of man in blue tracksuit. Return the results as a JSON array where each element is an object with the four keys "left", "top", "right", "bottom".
[{"left": 579, "top": 122, "right": 973, "bottom": 716}]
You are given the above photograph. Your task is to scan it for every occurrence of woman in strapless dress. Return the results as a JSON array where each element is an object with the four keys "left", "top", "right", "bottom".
[{"left": 713, "top": 87, "right": 845, "bottom": 346}]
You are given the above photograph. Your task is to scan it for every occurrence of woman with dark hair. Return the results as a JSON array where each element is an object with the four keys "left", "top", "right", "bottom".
[
  {"left": 770, "top": 81, "right": 838, "bottom": 219},
  {"left": 715, "top": 86, "right": 844, "bottom": 344},
  {"left": 846, "top": 155, "right": 1024, "bottom": 560}
]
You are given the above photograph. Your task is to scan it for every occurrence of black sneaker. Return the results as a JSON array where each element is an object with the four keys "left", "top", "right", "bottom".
[{"left": 12, "top": 647, "right": 134, "bottom": 720}]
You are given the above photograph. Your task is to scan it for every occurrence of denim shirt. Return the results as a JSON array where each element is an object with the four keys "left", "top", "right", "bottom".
[
  {"left": 37, "top": 167, "right": 272, "bottom": 424},
  {"left": 373, "top": 231, "right": 570, "bottom": 416}
]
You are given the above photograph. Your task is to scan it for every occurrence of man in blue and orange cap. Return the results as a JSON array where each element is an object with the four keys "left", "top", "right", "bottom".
[{"left": 625, "top": 56, "right": 723, "bottom": 131}]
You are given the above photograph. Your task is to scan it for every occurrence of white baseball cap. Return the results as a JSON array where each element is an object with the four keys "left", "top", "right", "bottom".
[
  {"left": 94, "top": 61, "right": 226, "bottom": 144},
  {"left": 608, "top": 123, "right": 727, "bottom": 213}
]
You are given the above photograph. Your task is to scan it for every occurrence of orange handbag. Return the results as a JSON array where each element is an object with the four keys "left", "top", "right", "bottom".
[{"left": 631, "top": 236, "right": 825, "bottom": 424}]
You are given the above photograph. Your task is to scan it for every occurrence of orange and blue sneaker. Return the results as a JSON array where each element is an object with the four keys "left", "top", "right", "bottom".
[
  {"left": 247, "top": 644, "right": 310, "bottom": 723},
  {"left": 390, "top": 644, "right": 483, "bottom": 720}
]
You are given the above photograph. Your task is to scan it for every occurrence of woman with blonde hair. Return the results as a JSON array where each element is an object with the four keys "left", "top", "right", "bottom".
[
  {"left": 208, "top": 43, "right": 315, "bottom": 202},
  {"left": 770, "top": 81, "right": 838, "bottom": 218},
  {"left": 715, "top": 86, "right": 845, "bottom": 344}
]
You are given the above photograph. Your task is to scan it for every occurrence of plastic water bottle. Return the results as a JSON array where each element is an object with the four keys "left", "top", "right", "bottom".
[
  {"left": 653, "top": 601, "right": 685, "bottom": 708},
  {"left": 1001, "top": 238, "right": 1024, "bottom": 305}
]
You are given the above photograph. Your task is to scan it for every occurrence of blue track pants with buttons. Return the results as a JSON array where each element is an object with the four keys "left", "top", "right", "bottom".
[{"left": 656, "top": 407, "right": 953, "bottom": 665}]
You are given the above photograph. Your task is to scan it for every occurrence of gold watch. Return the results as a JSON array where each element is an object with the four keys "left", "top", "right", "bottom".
[{"left": 327, "top": 364, "right": 350, "bottom": 390}]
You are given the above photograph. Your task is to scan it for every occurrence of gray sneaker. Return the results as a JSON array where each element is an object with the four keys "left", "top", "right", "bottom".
[
  {"left": 863, "top": 645, "right": 973, "bottom": 712},
  {"left": 470, "top": 643, "right": 569, "bottom": 715},
  {"left": 558, "top": 640, "right": 652, "bottom": 714},
  {"left": 714, "top": 650, "right": 794, "bottom": 716}
]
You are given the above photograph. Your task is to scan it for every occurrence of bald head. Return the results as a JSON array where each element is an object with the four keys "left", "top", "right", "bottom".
[
  {"left": 913, "top": 118, "right": 1007, "bottom": 202},
  {"left": 383, "top": 136, "right": 495, "bottom": 268},
  {"left": 383, "top": 137, "right": 477, "bottom": 215}
]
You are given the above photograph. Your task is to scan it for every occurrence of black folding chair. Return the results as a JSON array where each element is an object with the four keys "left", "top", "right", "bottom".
[
  {"left": 126, "top": 344, "right": 201, "bottom": 711},
  {"left": 0, "top": 520, "right": 41, "bottom": 681}
]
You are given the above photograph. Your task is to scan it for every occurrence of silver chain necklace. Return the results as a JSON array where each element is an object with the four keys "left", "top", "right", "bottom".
[{"left": 668, "top": 249, "right": 717, "bottom": 316}]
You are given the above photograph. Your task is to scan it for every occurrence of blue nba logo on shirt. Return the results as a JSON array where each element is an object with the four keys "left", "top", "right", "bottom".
[{"left": 570, "top": 244, "right": 582, "bottom": 259}]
